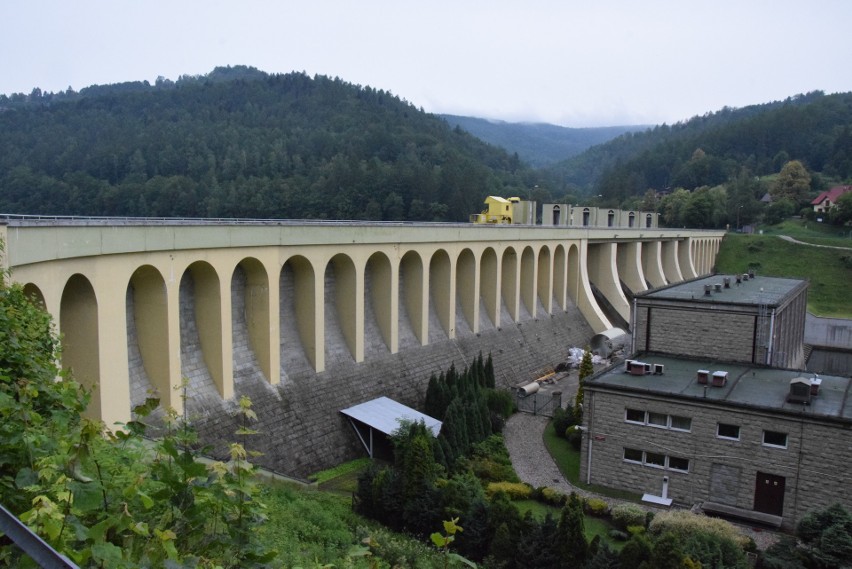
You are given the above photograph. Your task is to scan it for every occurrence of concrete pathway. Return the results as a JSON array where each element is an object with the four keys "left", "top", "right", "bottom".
[{"left": 778, "top": 234, "right": 852, "bottom": 251}]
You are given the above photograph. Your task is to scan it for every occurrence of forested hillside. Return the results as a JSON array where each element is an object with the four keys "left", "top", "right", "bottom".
[
  {"left": 549, "top": 91, "right": 852, "bottom": 199},
  {"left": 0, "top": 66, "right": 537, "bottom": 220},
  {"left": 441, "top": 114, "right": 643, "bottom": 167}
]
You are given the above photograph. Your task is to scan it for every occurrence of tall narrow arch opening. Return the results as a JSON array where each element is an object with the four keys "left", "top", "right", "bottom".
[
  {"left": 127, "top": 265, "right": 170, "bottom": 411},
  {"left": 280, "top": 255, "right": 317, "bottom": 375},
  {"left": 61, "top": 274, "right": 100, "bottom": 417}
]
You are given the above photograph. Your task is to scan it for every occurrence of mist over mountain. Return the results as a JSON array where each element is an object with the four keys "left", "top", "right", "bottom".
[{"left": 440, "top": 115, "right": 646, "bottom": 168}]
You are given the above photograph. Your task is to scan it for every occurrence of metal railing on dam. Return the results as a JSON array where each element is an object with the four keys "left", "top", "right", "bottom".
[{"left": 0, "top": 216, "right": 723, "bottom": 474}]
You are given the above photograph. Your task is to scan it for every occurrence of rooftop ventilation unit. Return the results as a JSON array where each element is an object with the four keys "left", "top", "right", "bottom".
[
  {"left": 712, "top": 371, "right": 728, "bottom": 387},
  {"left": 653, "top": 364, "right": 665, "bottom": 375},
  {"left": 748, "top": 269, "right": 756, "bottom": 279},
  {"left": 697, "top": 369, "right": 710, "bottom": 384},
  {"left": 714, "top": 283, "right": 723, "bottom": 293},
  {"left": 704, "top": 284, "right": 712, "bottom": 296},
  {"left": 810, "top": 375, "right": 822, "bottom": 396},
  {"left": 787, "top": 377, "right": 812, "bottom": 404},
  {"left": 723, "top": 277, "right": 731, "bottom": 288},
  {"left": 736, "top": 275, "right": 742, "bottom": 285},
  {"left": 628, "top": 361, "right": 647, "bottom": 376},
  {"left": 742, "top": 273, "right": 750, "bottom": 281}
]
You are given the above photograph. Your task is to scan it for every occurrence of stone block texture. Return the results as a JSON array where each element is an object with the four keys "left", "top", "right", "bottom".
[
  {"left": 128, "top": 271, "right": 596, "bottom": 479},
  {"left": 581, "top": 388, "right": 852, "bottom": 530}
]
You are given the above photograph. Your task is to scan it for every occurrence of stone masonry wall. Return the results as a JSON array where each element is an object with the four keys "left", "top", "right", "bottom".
[
  {"left": 581, "top": 388, "right": 852, "bottom": 530},
  {"left": 634, "top": 305, "right": 756, "bottom": 363},
  {"left": 130, "top": 278, "right": 596, "bottom": 478}
]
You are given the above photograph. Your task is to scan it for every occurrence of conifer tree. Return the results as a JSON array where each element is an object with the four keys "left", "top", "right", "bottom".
[
  {"left": 484, "top": 353, "right": 496, "bottom": 388},
  {"left": 575, "top": 347, "right": 593, "bottom": 422},
  {"left": 558, "top": 492, "right": 589, "bottom": 567}
]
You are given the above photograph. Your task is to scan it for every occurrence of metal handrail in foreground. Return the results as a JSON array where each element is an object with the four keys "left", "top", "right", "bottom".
[{"left": 0, "top": 503, "right": 78, "bottom": 568}]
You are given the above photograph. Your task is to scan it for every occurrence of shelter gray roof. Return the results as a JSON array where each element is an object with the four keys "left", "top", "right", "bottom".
[
  {"left": 589, "top": 354, "right": 852, "bottom": 422},
  {"left": 340, "top": 396, "right": 442, "bottom": 437},
  {"left": 638, "top": 274, "right": 806, "bottom": 307}
]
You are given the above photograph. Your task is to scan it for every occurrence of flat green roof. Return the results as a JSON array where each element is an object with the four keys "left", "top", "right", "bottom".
[
  {"left": 589, "top": 353, "right": 852, "bottom": 422},
  {"left": 638, "top": 274, "right": 806, "bottom": 307}
]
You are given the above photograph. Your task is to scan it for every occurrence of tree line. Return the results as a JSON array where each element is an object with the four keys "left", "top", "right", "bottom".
[{"left": 0, "top": 66, "right": 536, "bottom": 221}]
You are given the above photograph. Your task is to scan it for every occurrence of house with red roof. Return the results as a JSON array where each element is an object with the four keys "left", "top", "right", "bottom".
[{"left": 811, "top": 185, "right": 852, "bottom": 214}]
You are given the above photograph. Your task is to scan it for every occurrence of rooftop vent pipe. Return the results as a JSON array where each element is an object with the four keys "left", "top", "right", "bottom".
[{"left": 704, "top": 284, "right": 712, "bottom": 296}]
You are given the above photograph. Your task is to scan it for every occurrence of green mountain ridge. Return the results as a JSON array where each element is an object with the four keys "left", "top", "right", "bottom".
[
  {"left": 548, "top": 91, "right": 852, "bottom": 198},
  {"left": 3, "top": 65, "right": 851, "bottom": 221},
  {"left": 0, "top": 66, "right": 536, "bottom": 221}
]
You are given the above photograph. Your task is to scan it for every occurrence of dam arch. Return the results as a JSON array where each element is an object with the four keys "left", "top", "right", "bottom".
[
  {"left": 128, "top": 265, "right": 174, "bottom": 411},
  {"left": 537, "top": 245, "right": 552, "bottom": 315},
  {"left": 399, "top": 250, "right": 425, "bottom": 348},
  {"left": 480, "top": 247, "right": 499, "bottom": 329},
  {"left": 365, "top": 251, "right": 394, "bottom": 356},
  {"left": 520, "top": 246, "right": 536, "bottom": 319},
  {"left": 280, "top": 255, "right": 317, "bottom": 376},
  {"left": 429, "top": 249, "right": 453, "bottom": 341},
  {"left": 456, "top": 248, "right": 478, "bottom": 335},
  {"left": 60, "top": 274, "right": 101, "bottom": 418},
  {"left": 501, "top": 247, "right": 519, "bottom": 322},
  {"left": 324, "top": 253, "right": 359, "bottom": 364}
]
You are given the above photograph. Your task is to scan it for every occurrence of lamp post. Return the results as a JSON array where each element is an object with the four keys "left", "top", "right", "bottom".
[{"left": 736, "top": 205, "right": 743, "bottom": 231}]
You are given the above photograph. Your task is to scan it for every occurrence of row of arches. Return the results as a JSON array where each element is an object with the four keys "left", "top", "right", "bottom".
[{"left": 18, "top": 235, "right": 720, "bottom": 424}]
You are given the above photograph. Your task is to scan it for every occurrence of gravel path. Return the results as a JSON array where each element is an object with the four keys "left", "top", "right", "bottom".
[{"left": 502, "top": 411, "right": 626, "bottom": 505}]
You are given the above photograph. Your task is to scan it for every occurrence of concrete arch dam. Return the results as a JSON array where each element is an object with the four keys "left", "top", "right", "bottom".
[{"left": 1, "top": 219, "right": 722, "bottom": 477}]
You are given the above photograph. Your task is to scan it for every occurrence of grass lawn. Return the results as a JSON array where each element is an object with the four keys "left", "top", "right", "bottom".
[
  {"left": 311, "top": 457, "right": 372, "bottom": 495},
  {"left": 758, "top": 219, "right": 852, "bottom": 247},
  {"left": 542, "top": 421, "right": 641, "bottom": 502},
  {"left": 715, "top": 233, "right": 852, "bottom": 318},
  {"left": 515, "top": 499, "right": 625, "bottom": 551}
]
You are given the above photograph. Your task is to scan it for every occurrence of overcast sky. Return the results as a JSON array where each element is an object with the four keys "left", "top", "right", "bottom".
[{"left": 2, "top": 1, "right": 851, "bottom": 127}]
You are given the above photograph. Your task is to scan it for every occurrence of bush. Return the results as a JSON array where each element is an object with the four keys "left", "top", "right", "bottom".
[
  {"left": 540, "top": 487, "right": 567, "bottom": 507},
  {"left": 566, "top": 426, "right": 583, "bottom": 451},
  {"left": 486, "top": 389, "right": 515, "bottom": 419},
  {"left": 611, "top": 503, "right": 648, "bottom": 531},
  {"left": 648, "top": 510, "right": 750, "bottom": 569},
  {"left": 648, "top": 510, "right": 749, "bottom": 549},
  {"left": 467, "top": 435, "right": 520, "bottom": 483},
  {"left": 584, "top": 498, "right": 610, "bottom": 517},
  {"left": 552, "top": 406, "right": 575, "bottom": 439},
  {"left": 626, "top": 525, "right": 645, "bottom": 536},
  {"left": 485, "top": 482, "right": 532, "bottom": 501}
]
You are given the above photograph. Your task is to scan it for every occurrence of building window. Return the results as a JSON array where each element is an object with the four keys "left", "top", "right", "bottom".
[
  {"left": 763, "top": 430, "right": 788, "bottom": 448},
  {"left": 625, "top": 409, "right": 645, "bottom": 424},
  {"left": 623, "top": 448, "right": 689, "bottom": 473},
  {"left": 624, "top": 408, "right": 691, "bottom": 432},
  {"left": 647, "top": 412, "right": 668, "bottom": 428},
  {"left": 717, "top": 423, "right": 740, "bottom": 440},
  {"left": 670, "top": 416, "right": 692, "bottom": 432},
  {"left": 623, "top": 448, "right": 643, "bottom": 463},
  {"left": 645, "top": 452, "right": 666, "bottom": 468},
  {"left": 668, "top": 456, "right": 690, "bottom": 472}
]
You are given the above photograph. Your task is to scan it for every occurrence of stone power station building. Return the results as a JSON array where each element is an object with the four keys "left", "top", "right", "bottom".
[
  {"left": 632, "top": 273, "right": 808, "bottom": 370},
  {"left": 582, "top": 274, "right": 852, "bottom": 530}
]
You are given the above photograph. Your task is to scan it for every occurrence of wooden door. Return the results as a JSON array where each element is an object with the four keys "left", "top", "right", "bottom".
[{"left": 754, "top": 472, "right": 785, "bottom": 516}]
